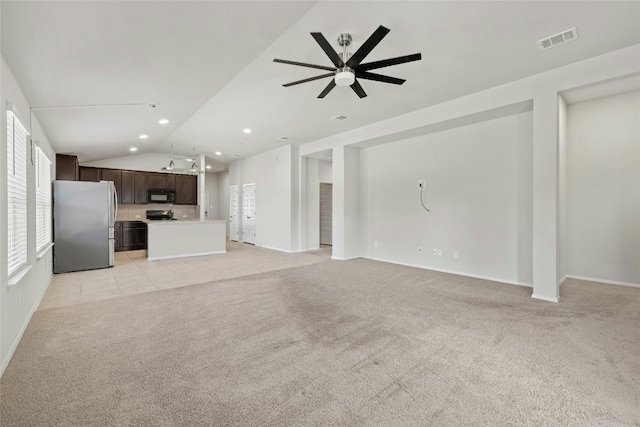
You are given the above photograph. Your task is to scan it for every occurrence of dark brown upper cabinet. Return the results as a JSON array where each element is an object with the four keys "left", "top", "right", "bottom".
[
  {"left": 100, "top": 169, "right": 122, "bottom": 202},
  {"left": 148, "top": 172, "right": 175, "bottom": 191},
  {"left": 120, "top": 171, "right": 135, "bottom": 204},
  {"left": 134, "top": 172, "right": 149, "bottom": 204},
  {"left": 55, "top": 154, "right": 79, "bottom": 181},
  {"left": 79, "top": 167, "right": 101, "bottom": 182},
  {"left": 175, "top": 174, "right": 197, "bottom": 205}
]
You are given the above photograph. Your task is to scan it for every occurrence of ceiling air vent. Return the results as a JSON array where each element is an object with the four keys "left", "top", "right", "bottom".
[
  {"left": 331, "top": 115, "right": 348, "bottom": 120},
  {"left": 277, "top": 136, "right": 289, "bottom": 140},
  {"left": 538, "top": 27, "right": 578, "bottom": 50}
]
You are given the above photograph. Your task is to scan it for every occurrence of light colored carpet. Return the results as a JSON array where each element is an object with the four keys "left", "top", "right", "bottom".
[{"left": 1, "top": 259, "right": 639, "bottom": 426}]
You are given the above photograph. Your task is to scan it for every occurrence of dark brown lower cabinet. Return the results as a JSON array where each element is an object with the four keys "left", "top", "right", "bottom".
[{"left": 115, "top": 221, "right": 147, "bottom": 252}]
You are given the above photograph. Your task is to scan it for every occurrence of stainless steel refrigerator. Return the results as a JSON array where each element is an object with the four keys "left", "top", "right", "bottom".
[{"left": 53, "top": 180, "right": 117, "bottom": 273}]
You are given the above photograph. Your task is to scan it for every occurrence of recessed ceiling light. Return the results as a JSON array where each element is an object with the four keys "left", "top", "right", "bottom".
[
  {"left": 129, "top": 147, "right": 138, "bottom": 152},
  {"left": 243, "top": 128, "right": 251, "bottom": 134},
  {"left": 206, "top": 165, "right": 211, "bottom": 169},
  {"left": 215, "top": 151, "right": 222, "bottom": 156},
  {"left": 139, "top": 134, "right": 148, "bottom": 139},
  {"left": 185, "top": 158, "right": 193, "bottom": 162},
  {"left": 158, "top": 119, "right": 169, "bottom": 125}
]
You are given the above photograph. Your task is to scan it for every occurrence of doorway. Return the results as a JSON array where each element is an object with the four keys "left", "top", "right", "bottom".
[
  {"left": 242, "top": 183, "right": 256, "bottom": 244},
  {"left": 319, "top": 182, "right": 332, "bottom": 246},
  {"left": 229, "top": 185, "right": 239, "bottom": 241}
]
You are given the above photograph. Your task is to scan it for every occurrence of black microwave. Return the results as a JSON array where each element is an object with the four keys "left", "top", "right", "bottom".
[{"left": 148, "top": 189, "right": 176, "bottom": 204}]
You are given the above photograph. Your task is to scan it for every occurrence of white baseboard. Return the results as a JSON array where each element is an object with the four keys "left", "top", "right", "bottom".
[
  {"left": 257, "top": 245, "right": 294, "bottom": 254},
  {"left": 564, "top": 275, "right": 640, "bottom": 288},
  {"left": 1, "top": 272, "right": 53, "bottom": 377},
  {"left": 531, "top": 293, "right": 559, "bottom": 303},
  {"left": 363, "top": 256, "right": 533, "bottom": 288},
  {"left": 148, "top": 250, "right": 226, "bottom": 261},
  {"left": 331, "top": 256, "right": 360, "bottom": 261}
]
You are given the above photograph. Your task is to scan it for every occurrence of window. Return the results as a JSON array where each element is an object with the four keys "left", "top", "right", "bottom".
[
  {"left": 36, "top": 147, "right": 52, "bottom": 252},
  {"left": 7, "top": 110, "right": 29, "bottom": 276}
]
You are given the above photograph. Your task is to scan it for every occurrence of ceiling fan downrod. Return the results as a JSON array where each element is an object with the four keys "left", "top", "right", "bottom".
[{"left": 335, "top": 33, "right": 355, "bottom": 86}]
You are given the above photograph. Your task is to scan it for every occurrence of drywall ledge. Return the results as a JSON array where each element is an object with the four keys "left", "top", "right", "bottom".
[{"left": 351, "top": 100, "right": 533, "bottom": 149}]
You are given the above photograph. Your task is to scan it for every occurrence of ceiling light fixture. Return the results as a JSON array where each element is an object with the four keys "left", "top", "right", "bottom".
[
  {"left": 129, "top": 147, "right": 138, "bottom": 152},
  {"left": 243, "top": 128, "right": 251, "bottom": 134},
  {"left": 158, "top": 119, "right": 169, "bottom": 125},
  {"left": 185, "top": 158, "right": 194, "bottom": 162},
  {"left": 215, "top": 151, "right": 222, "bottom": 156},
  {"left": 139, "top": 134, "right": 148, "bottom": 139},
  {"left": 206, "top": 165, "right": 211, "bottom": 169}
]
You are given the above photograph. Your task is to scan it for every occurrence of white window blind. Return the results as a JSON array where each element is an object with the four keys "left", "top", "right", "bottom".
[
  {"left": 36, "top": 147, "right": 52, "bottom": 252},
  {"left": 7, "top": 110, "right": 29, "bottom": 276}
]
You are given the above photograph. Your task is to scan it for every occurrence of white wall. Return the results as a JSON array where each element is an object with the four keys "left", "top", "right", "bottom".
[
  {"left": 228, "top": 145, "right": 295, "bottom": 252},
  {"left": 360, "top": 111, "right": 534, "bottom": 286},
  {"left": 566, "top": 90, "right": 640, "bottom": 285},
  {"left": 217, "top": 170, "right": 230, "bottom": 233},
  {"left": 205, "top": 171, "right": 219, "bottom": 219},
  {"left": 1, "top": 57, "right": 56, "bottom": 375}
]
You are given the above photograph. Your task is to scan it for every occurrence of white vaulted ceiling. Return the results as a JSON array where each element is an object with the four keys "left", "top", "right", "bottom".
[{"left": 2, "top": 1, "right": 640, "bottom": 168}]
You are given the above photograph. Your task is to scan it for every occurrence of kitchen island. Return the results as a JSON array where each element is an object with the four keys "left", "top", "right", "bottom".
[{"left": 146, "top": 219, "right": 227, "bottom": 261}]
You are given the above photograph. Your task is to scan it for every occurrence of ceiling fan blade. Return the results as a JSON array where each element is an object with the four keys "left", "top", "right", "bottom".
[
  {"left": 346, "top": 25, "right": 390, "bottom": 68},
  {"left": 274, "top": 59, "right": 335, "bottom": 72},
  {"left": 356, "top": 71, "right": 405, "bottom": 85},
  {"left": 359, "top": 53, "right": 422, "bottom": 71},
  {"left": 350, "top": 80, "right": 367, "bottom": 98},
  {"left": 283, "top": 73, "right": 334, "bottom": 87},
  {"left": 317, "top": 80, "right": 336, "bottom": 98},
  {"left": 311, "top": 32, "right": 344, "bottom": 68}
]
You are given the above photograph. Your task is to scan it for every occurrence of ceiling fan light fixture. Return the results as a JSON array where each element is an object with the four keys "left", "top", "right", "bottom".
[{"left": 335, "top": 67, "right": 355, "bottom": 87}]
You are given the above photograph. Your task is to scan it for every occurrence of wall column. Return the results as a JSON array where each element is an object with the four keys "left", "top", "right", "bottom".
[
  {"left": 332, "top": 145, "right": 360, "bottom": 260},
  {"left": 532, "top": 90, "right": 560, "bottom": 302}
]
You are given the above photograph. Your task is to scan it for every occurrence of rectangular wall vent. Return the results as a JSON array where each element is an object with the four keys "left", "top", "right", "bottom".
[
  {"left": 331, "top": 115, "right": 348, "bottom": 120},
  {"left": 538, "top": 27, "right": 578, "bottom": 50}
]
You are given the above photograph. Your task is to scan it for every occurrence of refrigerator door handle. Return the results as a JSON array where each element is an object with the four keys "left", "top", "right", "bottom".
[{"left": 113, "top": 183, "right": 118, "bottom": 224}]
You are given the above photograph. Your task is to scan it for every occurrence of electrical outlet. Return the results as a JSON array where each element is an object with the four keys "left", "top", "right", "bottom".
[
  {"left": 437, "top": 249, "right": 442, "bottom": 256},
  {"left": 418, "top": 246, "right": 422, "bottom": 253},
  {"left": 432, "top": 249, "right": 437, "bottom": 255},
  {"left": 135, "top": 215, "right": 141, "bottom": 219},
  {"left": 453, "top": 251, "right": 459, "bottom": 259},
  {"left": 418, "top": 180, "right": 426, "bottom": 190},
  {"left": 183, "top": 215, "right": 188, "bottom": 218}
]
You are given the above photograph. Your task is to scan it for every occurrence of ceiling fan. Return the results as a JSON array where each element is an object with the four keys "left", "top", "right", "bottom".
[{"left": 274, "top": 25, "right": 421, "bottom": 98}]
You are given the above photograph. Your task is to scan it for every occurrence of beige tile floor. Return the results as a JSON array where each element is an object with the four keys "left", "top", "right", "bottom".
[{"left": 39, "top": 241, "right": 332, "bottom": 311}]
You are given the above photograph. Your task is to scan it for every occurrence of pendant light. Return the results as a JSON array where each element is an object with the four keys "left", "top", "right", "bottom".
[
  {"left": 190, "top": 147, "right": 198, "bottom": 172},
  {"left": 167, "top": 145, "right": 175, "bottom": 171}
]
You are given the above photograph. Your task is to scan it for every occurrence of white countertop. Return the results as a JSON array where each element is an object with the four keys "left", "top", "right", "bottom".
[{"left": 145, "top": 218, "right": 227, "bottom": 225}]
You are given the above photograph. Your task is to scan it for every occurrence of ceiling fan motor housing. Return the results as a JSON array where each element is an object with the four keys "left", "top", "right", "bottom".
[{"left": 335, "top": 66, "right": 355, "bottom": 86}]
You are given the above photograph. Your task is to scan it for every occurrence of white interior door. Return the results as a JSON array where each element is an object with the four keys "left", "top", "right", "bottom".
[
  {"left": 242, "top": 183, "right": 256, "bottom": 244},
  {"left": 229, "top": 185, "right": 239, "bottom": 241},
  {"left": 319, "top": 182, "right": 333, "bottom": 245}
]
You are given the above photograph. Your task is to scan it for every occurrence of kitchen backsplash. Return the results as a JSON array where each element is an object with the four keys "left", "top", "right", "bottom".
[{"left": 116, "top": 204, "right": 199, "bottom": 221}]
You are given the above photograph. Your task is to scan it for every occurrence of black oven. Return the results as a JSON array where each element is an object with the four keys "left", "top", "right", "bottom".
[{"left": 147, "top": 189, "right": 176, "bottom": 204}]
